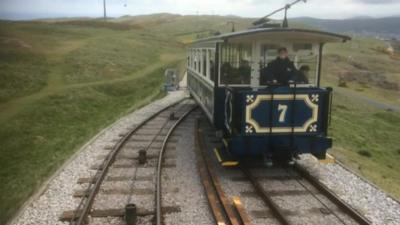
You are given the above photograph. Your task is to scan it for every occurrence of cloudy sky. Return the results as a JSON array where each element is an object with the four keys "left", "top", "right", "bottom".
[{"left": 0, "top": 0, "right": 399, "bottom": 20}]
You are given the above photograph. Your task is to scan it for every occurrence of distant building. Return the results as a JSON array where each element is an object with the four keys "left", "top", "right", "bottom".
[{"left": 387, "top": 44, "right": 395, "bottom": 55}]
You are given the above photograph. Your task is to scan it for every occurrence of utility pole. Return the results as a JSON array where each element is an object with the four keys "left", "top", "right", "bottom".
[
  {"left": 227, "top": 21, "right": 236, "bottom": 32},
  {"left": 103, "top": 0, "right": 107, "bottom": 21}
]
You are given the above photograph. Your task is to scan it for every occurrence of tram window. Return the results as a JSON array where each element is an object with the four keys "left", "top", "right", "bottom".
[
  {"left": 293, "top": 43, "right": 312, "bottom": 51},
  {"left": 189, "top": 49, "right": 193, "bottom": 69},
  {"left": 192, "top": 49, "right": 196, "bottom": 69},
  {"left": 209, "top": 50, "right": 215, "bottom": 82},
  {"left": 260, "top": 44, "right": 280, "bottom": 68},
  {"left": 259, "top": 43, "right": 318, "bottom": 85},
  {"left": 202, "top": 49, "right": 207, "bottom": 77},
  {"left": 193, "top": 50, "right": 198, "bottom": 71},
  {"left": 292, "top": 43, "right": 317, "bottom": 85},
  {"left": 220, "top": 43, "right": 252, "bottom": 85},
  {"left": 197, "top": 50, "right": 201, "bottom": 73}
]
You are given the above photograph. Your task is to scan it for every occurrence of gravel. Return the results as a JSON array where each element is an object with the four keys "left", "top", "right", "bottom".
[
  {"left": 297, "top": 155, "right": 400, "bottom": 225},
  {"left": 162, "top": 114, "right": 214, "bottom": 225},
  {"left": 9, "top": 90, "right": 187, "bottom": 225}
]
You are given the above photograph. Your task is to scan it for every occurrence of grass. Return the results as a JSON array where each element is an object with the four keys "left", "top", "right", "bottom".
[
  {"left": 320, "top": 36, "right": 400, "bottom": 198},
  {"left": 0, "top": 19, "right": 185, "bottom": 224},
  {"left": 0, "top": 34, "right": 49, "bottom": 102},
  {"left": 0, "top": 65, "right": 172, "bottom": 225},
  {"left": 329, "top": 93, "right": 400, "bottom": 198},
  {"left": 323, "top": 36, "right": 400, "bottom": 106}
]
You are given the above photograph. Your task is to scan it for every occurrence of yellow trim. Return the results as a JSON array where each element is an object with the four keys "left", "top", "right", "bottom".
[
  {"left": 214, "top": 148, "right": 223, "bottom": 163},
  {"left": 222, "top": 161, "right": 239, "bottom": 167},
  {"left": 245, "top": 94, "right": 319, "bottom": 133},
  {"left": 222, "top": 139, "right": 228, "bottom": 148},
  {"left": 232, "top": 196, "right": 242, "bottom": 205},
  {"left": 214, "top": 147, "right": 238, "bottom": 167},
  {"left": 319, "top": 153, "right": 335, "bottom": 164}
]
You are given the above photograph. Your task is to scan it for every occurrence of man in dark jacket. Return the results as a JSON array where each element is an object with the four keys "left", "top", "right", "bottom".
[{"left": 265, "top": 47, "right": 298, "bottom": 85}]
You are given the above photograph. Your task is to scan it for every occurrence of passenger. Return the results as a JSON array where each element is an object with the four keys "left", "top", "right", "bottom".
[
  {"left": 238, "top": 60, "right": 251, "bottom": 84},
  {"left": 296, "top": 65, "right": 310, "bottom": 84},
  {"left": 220, "top": 62, "right": 232, "bottom": 84},
  {"left": 266, "top": 47, "right": 298, "bottom": 85},
  {"left": 260, "top": 65, "right": 274, "bottom": 85}
]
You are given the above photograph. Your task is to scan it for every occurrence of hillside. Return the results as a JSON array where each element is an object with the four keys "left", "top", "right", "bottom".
[
  {"left": 0, "top": 17, "right": 186, "bottom": 225},
  {"left": 0, "top": 13, "right": 399, "bottom": 224},
  {"left": 111, "top": 13, "right": 254, "bottom": 42},
  {"left": 293, "top": 16, "right": 400, "bottom": 39}
]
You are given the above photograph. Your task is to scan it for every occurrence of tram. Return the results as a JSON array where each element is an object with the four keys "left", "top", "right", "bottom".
[{"left": 187, "top": 28, "right": 350, "bottom": 163}]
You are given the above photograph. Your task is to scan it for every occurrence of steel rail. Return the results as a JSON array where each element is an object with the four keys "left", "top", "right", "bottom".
[
  {"left": 155, "top": 106, "right": 198, "bottom": 225},
  {"left": 195, "top": 118, "right": 241, "bottom": 225},
  {"left": 293, "top": 164, "right": 371, "bottom": 225},
  {"left": 239, "top": 166, "right": 292, "bottom": 225},
  {"left": 70, "top": 98, "right": 188, "bottom": 225}
]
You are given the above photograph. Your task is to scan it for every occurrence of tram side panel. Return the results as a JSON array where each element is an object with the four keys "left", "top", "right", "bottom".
[{"left": 187, "top": 70, "right": 215, "bottom": 122}]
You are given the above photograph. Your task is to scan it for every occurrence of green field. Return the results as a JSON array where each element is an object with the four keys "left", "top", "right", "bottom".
[
  {"left": 321, "top": 36, "right": 400, "bottom": 199},
  {"left": 329, "top": 94, "right": 400, "bottom": 197},
  {"left": 0, "top": 18, "right": 184, "bottom": 224},
  {"left": 0, "top": 14, "right": 399, "bottom": 224},
  {"left": 323, "top": 37, "right": 400, "bottom": 106}
]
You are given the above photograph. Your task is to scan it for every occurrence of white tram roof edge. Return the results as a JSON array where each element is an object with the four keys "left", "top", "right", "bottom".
[{"left": 189, "top": 28, "right": 351, "bottom": 47}]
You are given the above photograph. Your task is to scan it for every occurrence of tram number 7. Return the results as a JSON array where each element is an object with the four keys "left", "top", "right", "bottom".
[{"left": 277, "top": 104, "right": 288, "bottom": 123}]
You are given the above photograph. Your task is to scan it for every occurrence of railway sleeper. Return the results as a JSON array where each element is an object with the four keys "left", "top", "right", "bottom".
[
  {"left": 73, "top": 187, "right": 179, "bottom": 197},
  {"left": 59, "top": 206, "right": 180, "bottom": 221},
  {"left": 89, "top": 161, "right": 176, "bottom": 170},
  {"left": 77, "top": 175, "right": 153, "bottom": 184}
]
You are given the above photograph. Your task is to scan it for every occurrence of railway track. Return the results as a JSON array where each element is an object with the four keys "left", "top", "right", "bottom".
[
  {"left": 239, "top": 166, "right": 371, "bottom": 225},
  {"left": 60, "top": 104, "right": 371, "bottom": 225},
  {"left": 196, "top": 116, "right": 372, "bottom": 225},
  {"left": 194, "top": 119, "right": 245, "bottom": 225},
  {"left": 60, "top": 99, "right": 196, "bottom": 225}
]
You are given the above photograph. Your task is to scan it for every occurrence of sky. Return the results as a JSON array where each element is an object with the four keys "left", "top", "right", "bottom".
[{"left": 0, "top": 0, "right": 399, "bottom": 20}]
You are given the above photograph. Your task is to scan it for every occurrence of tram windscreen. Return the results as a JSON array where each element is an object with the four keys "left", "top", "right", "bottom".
[
  {"left": 260, "top": 43, "right": 318, "bottom": 85},
  {"left": 220, "top": 43, "right": 252, "bottom": 85}
]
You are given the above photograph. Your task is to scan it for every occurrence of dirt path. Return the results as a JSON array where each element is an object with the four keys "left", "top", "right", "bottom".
[
  {"left": 0, "top": 54, "right": 182, "bottom": 122},
  {"left": 334, "top": 87, "right": 400, "bottom": 112}
]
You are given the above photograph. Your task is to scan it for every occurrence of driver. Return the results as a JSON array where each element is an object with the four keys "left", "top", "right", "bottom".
[{"left": 266, "top": 47, "right": 298, "bottom": 85}]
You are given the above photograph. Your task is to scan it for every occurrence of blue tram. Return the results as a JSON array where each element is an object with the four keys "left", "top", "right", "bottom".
[{"left": 187, "top": 28, "right": 350, "bottom": 162}]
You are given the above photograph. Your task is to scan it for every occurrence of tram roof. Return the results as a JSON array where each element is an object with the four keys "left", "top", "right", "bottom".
[{"left": 190, "top": 28, "right": 351, "bottom": 46}]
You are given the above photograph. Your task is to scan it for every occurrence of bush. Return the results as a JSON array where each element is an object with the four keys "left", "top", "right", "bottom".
[
  {"left": 358, "top": 150, "right": 372, "bottom": 157},
  {"left": 338, "top": 77, "right": 347, "bottom": 87}
]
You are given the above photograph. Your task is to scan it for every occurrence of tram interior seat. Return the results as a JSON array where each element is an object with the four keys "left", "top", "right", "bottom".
[
  {"left": 260, "top": 64, "right": 310, "bottom": 86},
  {"left": 221, "top": 61, "right": 251, "bottom": 85}
]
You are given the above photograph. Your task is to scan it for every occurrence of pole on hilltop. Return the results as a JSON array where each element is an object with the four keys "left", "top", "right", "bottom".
[{"left": 103, "top": 0, "right": 107, "bottom": 21}]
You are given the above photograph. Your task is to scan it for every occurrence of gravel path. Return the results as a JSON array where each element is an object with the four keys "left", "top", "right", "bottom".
[
  {"left": 297, "top": 155, "right": 400, "bottom": 225},
  {"left": 162, "top": 111, "right": 213, "bottom": 225},
  {"left": 334, "top": 87, "right": 400, "bottom": 112},
  {"left": 9, "top": 90, "right": 188, "bottom": 225}
]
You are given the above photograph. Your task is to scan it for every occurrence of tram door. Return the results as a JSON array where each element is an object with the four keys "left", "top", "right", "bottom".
[{"left": 250, "top": 42, "right": 261, "bottom": 89}]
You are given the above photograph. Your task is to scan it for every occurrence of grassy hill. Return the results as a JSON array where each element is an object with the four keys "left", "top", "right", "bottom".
[
  {"left": 0, "top": 13, "right": 399, "bottom": 224},
  {"left": 111, "top": 13, "right": 254, "bottom": 43},
  {"left": 323, "top": 37, "right": 400, "bottom": 105},
  {"left": 293, "top": 16, "right": 400, "bottom": 38},
  {"left": 321, "top": 36, "right": 400, "bottom": 199},
  {"left": 0, "top": 18, "right": 186, "bottom": 224}
]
